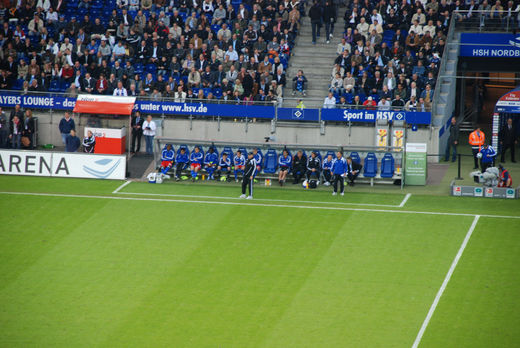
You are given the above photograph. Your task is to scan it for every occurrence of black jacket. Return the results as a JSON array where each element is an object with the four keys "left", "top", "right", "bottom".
[
  {"left": 244, "top": 157, "right": 257, "bottom": 178},
  {"left": 499, "top": 124, "right": 517, "bottom": 145},
  {"left": 131, "top": 115, "right": 144, "bottom": 134},
  {"left": 448, "top": 122, "right": 460, "bottom": 144},
  {"left": 348, "top": 161, "right": 362, "bottom": 174},
  {"left": 307, "top": 156, "right": 321, "bottom": 171},
  {"left": 293, "top": 154, "right": 307, "bottom": 172},
  {"left": 309, "top": 5, "right": 322, "bottom": 22}
]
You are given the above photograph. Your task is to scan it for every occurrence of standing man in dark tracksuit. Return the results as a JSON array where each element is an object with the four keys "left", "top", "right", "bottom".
[
  {"left": 499, "top": 118, "right": 517, "bottom": 163},
  {"left": 240, "top": 152, "right": 257, "bottom": 199},
  {"left": 444, "top": 116, "right": 459, "bottom": 162}
]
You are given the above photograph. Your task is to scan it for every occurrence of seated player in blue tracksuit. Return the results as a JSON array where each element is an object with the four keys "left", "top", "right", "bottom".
[
  {"left": 252, "top": 148, "right": 263, "bottom": 178},
  {"left": 189, "top": 146, "right": 204, "bottom": 181},
  {"left": 204, "top": 147, "right": 218, "bottom": 179},
  {"left": 216, "top": 153, "right": 232, "bottom": 180},
  {"left": 175, "top": 148, "right": 189, "bottom": 180},
  {"left": 278, "top": 149, "right": 292, "bottom": 186},
  {"left": 234, "top": 150, "right": 245, "bottom": 182},
  {"left": 160, "top": 144, "right": 175, "bottom": 176},
  {"left": 322, "top": 154, "right": 333, "bottom": 186},
  {"left": 331, "top": 151, "right": 348, "bottom": 195},
  {"left": 479, "top": 143, "right": 496, "bottom": 172}
]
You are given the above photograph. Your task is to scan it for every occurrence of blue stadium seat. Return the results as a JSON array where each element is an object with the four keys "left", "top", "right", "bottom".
[
  {"left": 255, "top": 149, "right": 264, "bottom": 168},
  {"left": 263, "top": 149, "right": 278, "bottom": 174},
  {"left": 177, "top": 144, "right": 189, "bottom": 157},
  {"left": 222, "top": 146, "right": 233, "bottom": 159},
  {"left": 363, "top": 152, "right": 377, "bottom": 178},
  {"left": 203, "top": 87, "right": 212, "bottom": 97},
  {"left": 49, "top": 80, "right": 60, "bottom": 92},
  {"left": 211, "top": 24, "right": 220, "bottom": 33},
  {"left": 12, "top": 79, "right": 24, "bottom": 90},
  {"left": 206, "top": 146, "right": 219, "bottom": 158},
  {"left": 212, "top": 88, "right": 222, "bottom": 99},
  {"left": 349, "top": 151, "right": 361, "bottom": 164},
  {"left": 380, "top": 153, "right": 395, "bottom": 178},
  {"left": 193, "top": 145, "right": 205, "bottom": 158},
  {"left": 325, "top": 150, "right": 335, "bottom": 159}
]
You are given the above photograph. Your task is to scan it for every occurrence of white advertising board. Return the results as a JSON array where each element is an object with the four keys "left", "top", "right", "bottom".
[{"left": 0, "top": 150, "right": 126, "bottom": 180}]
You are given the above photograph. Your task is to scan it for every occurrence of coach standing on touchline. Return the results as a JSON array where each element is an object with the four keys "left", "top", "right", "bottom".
[{"left": 240, "top": 152, "right": 257, "bottom": 200}]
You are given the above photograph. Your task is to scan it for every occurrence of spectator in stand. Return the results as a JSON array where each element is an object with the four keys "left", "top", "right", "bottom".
[
  {"left": 309, "top": 1, "right": 322, "bottom": 45},
  {"left": 278, "top": 149, "right": 292, "bottom": 186},
  {"left": 59, "top": 112, "right": 75, "bottom": 145},
  {"left": 65, "top": 129, "right": 81, "bottom": 152},
  {"left": 363, "top": 96, "right": 377, "bottom": 109},
  {"left": 323, "top": 92, "right": 337, "bottom": 108},
  {"left": 292, "top": 70, "right": 307, "bottom": 96}
]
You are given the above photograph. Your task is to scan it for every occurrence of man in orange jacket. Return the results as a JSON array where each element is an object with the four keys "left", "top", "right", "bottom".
[{"left": 469, "top": 126, "right": 485, "bottom": 169}]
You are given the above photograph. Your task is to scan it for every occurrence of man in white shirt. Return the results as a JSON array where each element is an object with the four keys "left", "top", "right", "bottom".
[
  {"left": 142, "top": 115, "right": 156, "bottom": 155},
  {"left": 323, "top": 92, "right": 337, "bottom": 108},
  {"left": 224, "top": 45, "right": 238, "bottom": 61},
  {"left": 113, "top": 81, "right": 127, "bottom": 96}
]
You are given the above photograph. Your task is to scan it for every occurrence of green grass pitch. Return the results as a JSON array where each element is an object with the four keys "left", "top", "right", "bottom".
[{"left": 0, "top": 175, "right": 519, "bottom": 347}]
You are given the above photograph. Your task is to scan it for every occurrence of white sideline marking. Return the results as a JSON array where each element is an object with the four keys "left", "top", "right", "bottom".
[
  {"left": 1, "top": 191, "right": 519, "bottom": 219},
  {"left": 411, "top": 215, "right": 481, "bottom": 348},
  {"left": 115, "top": 191, "right": 403, "bottom": 208},
  {"left": 399, "top": 193, "right": 412, "bottom": 207},
  {"left": 112, "top": 180, "right": 132, "bottom": 193}
]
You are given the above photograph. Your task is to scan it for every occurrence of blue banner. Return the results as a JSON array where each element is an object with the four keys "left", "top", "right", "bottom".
[
  {"left": 277, "top": 108, "right": 320, "bottom": 121},
  {"left": 134, "top": 100, "right": 275, "bottom": 118},
  {"left": 0, "top": 94, "right": 431, "bottom": 124},
  {"left": 460, "top": 33, "right": 520, "bottom": 57},
  {"left": 321, "top": 109, "right": 431, "bottom": 124}
]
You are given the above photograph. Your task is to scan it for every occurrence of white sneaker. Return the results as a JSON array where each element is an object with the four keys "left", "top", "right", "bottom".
[
  {"left": 239, "top": 194, "right": 246, "bottom": 198},
  {"left": 246, "top": 196, "right": 253, "bottom": 200},
  {"left": 324, "top": 181, "right": 330, "bottom": 186},
  {"left": 332, "top": 192, "right": 337, "bottom": 196},
  {"left": 164, "top": 174, "right": 171, "bottom": 179},
  {"left": 340, "top": 192, "right": 344, "bottom": 196},
  {"left": 326, "top": 40, "right": 330, "bottom": 44}
]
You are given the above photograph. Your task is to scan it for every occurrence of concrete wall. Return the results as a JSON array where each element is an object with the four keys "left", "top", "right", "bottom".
[{"left": 29, "top": 110, "right": 439, "bottom": 161}]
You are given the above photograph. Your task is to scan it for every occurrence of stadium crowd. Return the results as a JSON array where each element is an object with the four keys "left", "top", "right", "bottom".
[
  {"left": 0, "top": 0, "right": 303, "bottom": 104},
  {"left": 317, "top": 0, "right": 474, "bottom": 110}
]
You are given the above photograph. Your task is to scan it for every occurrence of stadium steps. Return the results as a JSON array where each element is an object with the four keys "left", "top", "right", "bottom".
[
  {"left": 432, "top": 32, "right": 460, "bottom": 128},
  {"left": 283, "top": 15, "right": 346, "bottom": 109}
]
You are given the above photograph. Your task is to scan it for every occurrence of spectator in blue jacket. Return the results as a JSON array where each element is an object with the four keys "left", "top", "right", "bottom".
[
  {"left": 331, "top": 151, "right": 347, "bottom": 195},
  {"left": 65, "top": 129, "right": 81, "bottom": 152},
  {"left": 175, "top": 148, "right": 189, "bottom": 180},
  {"left": 59, "top": 112, "right": 75, "bottom": 145},
  {"left": 189, "top": 146, "right": 204, "bottom": 181},
  {"left": 479, "top": 143, "right": 496, "bottom": 172},
  {"left": 204, "top": 147, "right": 218, "bottom": 180},
  {"left": 233, "top": 150, "right": 245, "bottom": 182},
  {"left": 160, "top": 144, "right": 175, "bottom": 176},
  {"left": 216, "top": 153, "right": 232, "bottom": 181},
  {"left": 322, "top": 154, "right": 333, "bottom": 186},
  {"left": 278, "top": 149, "right": 292, "bottom": 186}
]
